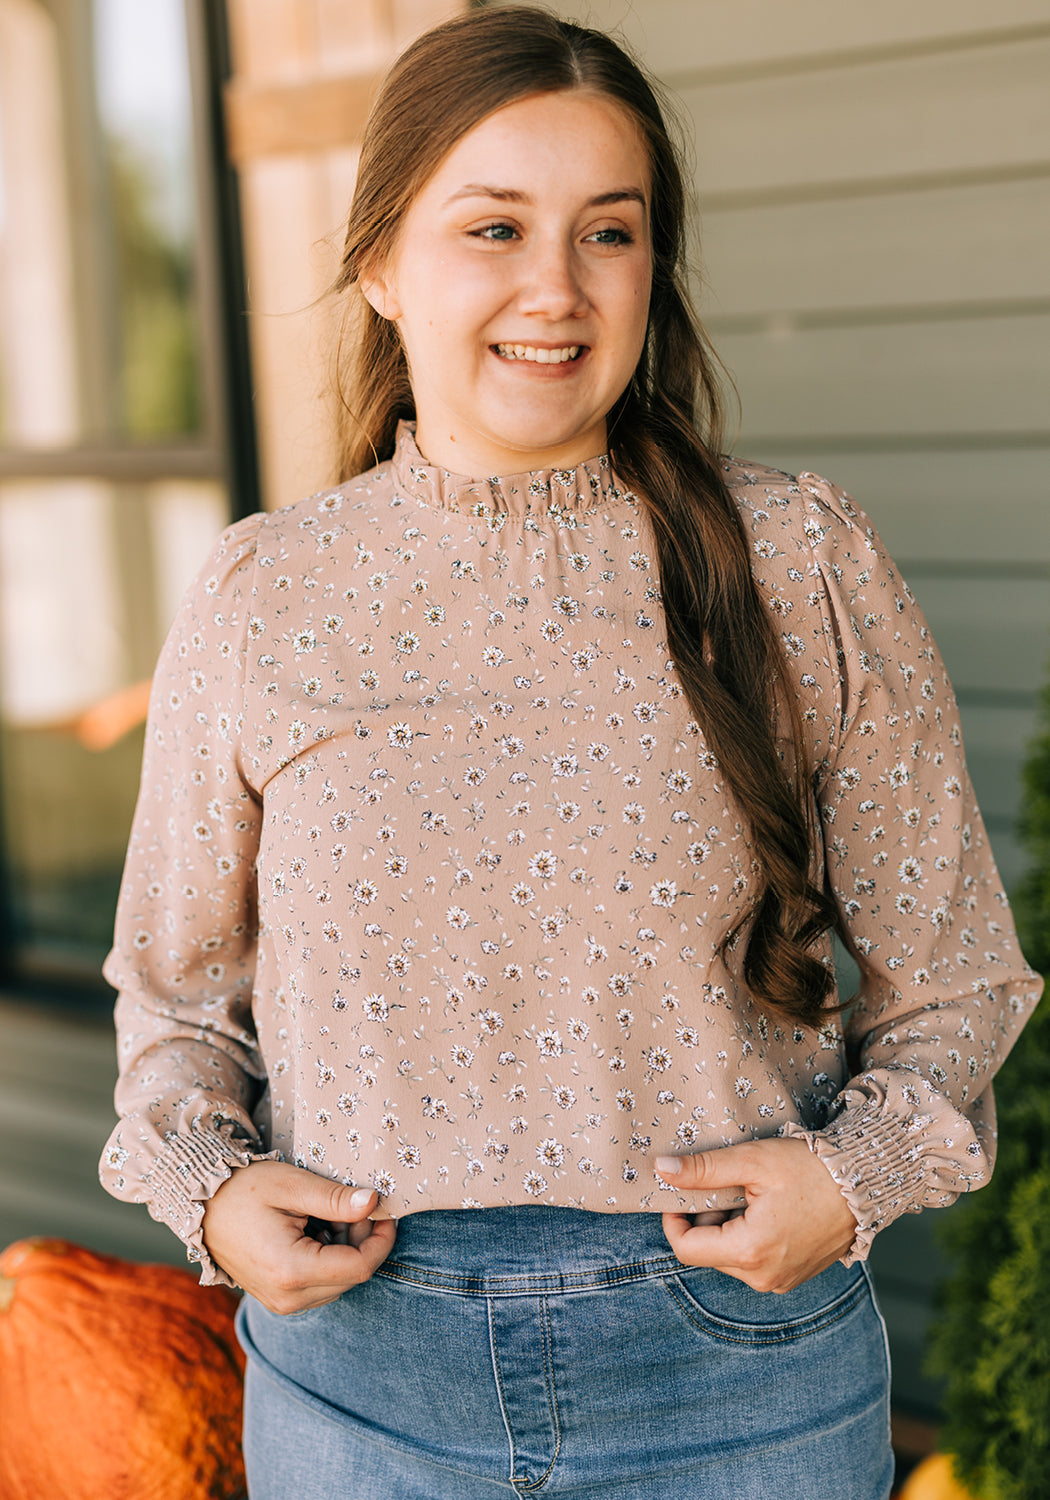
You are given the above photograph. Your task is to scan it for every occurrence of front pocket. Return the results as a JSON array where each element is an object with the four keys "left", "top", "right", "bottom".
[{"left": 662, "top": 1261, "right": 870, "bottom": 1345}]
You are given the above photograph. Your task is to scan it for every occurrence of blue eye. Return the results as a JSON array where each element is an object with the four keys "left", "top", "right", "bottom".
[
  {"left": 474, "top": 223, "right": 517, "bottom": 241},
  {"left": 590, "top": 227, "right": 633, "bottom": 246}
]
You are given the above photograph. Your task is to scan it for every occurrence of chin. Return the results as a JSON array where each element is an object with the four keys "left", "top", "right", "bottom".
[{"left": 481, "top": 416, "right": 606, "bottom": 466}]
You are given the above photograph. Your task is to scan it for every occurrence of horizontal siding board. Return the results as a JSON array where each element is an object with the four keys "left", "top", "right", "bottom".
[
  {"left": 0, "top": 1058, "right": 115, "bottom": 1126},
  {"left": 560, "top": 0, "right": 1050, "bottom": 79},
  {"left": 722, "top": 315, "right": 1050, "bottom": 440},
  {"left": 736, "top": 450, "right": 1050, "bottom": 567},
  {"left": 0, "top": 1003, "right": 117, "bottom": 1071},
  {"left": 698, "top": 177, "right": 1050, "bottom": 318},
  {"left": 902, "top": 577, "right": 1049, "bottom": 696},
  {"left": 680, "top": 39, "right": 1050, "bottom": 198},
  {"left": 0, "top": 999, "right": 184, "bottom": 1264},
  {"left": 0, "top": 1071, "right": 116, "bottom": 1145},
  {"left": 953, "top": 703, "right": 1036, "bottom": 821},
  {"left": 986, "top": 829, "right": 1030, "bottom": 902}
]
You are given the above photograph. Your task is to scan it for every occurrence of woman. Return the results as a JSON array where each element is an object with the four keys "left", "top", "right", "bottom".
[{"left": 100, "top": 8, "right": 1041, "bottom": 1497}]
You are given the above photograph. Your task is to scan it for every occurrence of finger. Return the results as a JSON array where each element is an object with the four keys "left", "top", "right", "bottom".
[
  {"left": 305, "top": 1217, "right": 335, "bottom": 1245},
  {"left": 278, "top": 1174, "right": 380, "bottom": 1225},
  {"left": 351, "top": 1216, "right": 397, "bottom": 1274},
  {"left": 348, "top": 1217, "right": 374, "bottom": 1249},
  {"left": 298, "top": 1217, "right": 396, "bottom": 1286},
  {"left": 305, "top": 1219, "right": 352, "bottom": 1246},
  {"left": 655, "top": 1145, "right": 761, "bottom": 1196},
  {"left": 692, "top": 1209, "right": 738, "bottom": 1227},
  {"left": 661, "top": 1209, "right": 751, "bottom": 1270},
  {"left": 249, "top": 1219, "right": 396, "bottom": 1313},
  {"left": 285, "top": 1220, "right": 395, "bottom": 1288}
]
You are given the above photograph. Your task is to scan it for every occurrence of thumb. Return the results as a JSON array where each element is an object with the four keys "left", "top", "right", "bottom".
[
  {"left": 281, "top": 1169, "right": 379, "bottom": 1223},
  {"left": 655, "top": 1143, "right": 760, "bottom": 1195}
]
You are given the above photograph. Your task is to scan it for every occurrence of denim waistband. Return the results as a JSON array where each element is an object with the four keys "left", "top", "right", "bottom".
[{"left": 373, "top": 1205, "right": 685, "bottom": 1295}]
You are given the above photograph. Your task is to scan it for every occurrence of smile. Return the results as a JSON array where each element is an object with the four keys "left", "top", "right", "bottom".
[{"left": 494, "top": 344, "right": 582, "bottom": 363}]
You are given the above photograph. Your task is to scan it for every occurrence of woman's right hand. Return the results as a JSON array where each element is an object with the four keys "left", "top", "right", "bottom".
[{"left": 201, "top": 1160, "right": 397, "bottom": 1314}]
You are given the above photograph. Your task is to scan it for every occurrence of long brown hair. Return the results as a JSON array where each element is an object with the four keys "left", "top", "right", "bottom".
[{"left": 330, "top": 6, "right": 844, "bottom": 1027}]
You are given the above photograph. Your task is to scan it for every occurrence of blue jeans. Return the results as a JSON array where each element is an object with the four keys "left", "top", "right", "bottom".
[{"left": 238, "top": 1206, "right": 893, "bottom": 1498}]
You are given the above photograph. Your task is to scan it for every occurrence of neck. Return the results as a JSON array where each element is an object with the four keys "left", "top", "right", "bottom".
[{"left": 412, "top": 418, "right": 609, "bottom": 478}]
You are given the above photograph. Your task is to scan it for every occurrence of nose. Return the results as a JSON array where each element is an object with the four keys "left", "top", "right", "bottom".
[{"left": 516, "top": 236, "right": 588, "bottom": 322}]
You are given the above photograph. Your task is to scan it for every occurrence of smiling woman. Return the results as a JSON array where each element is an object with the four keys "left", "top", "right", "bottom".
[
  {"left": 98, "top": 7, "right": 1041, "bottom": 1498},
  {"left": 356, "top": 91, "right": 652, "bottom": 476}
]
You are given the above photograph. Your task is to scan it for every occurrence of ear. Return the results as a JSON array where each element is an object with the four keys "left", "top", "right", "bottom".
[{"left": 359, "top": 266, "right": 402, "bottom": 322}]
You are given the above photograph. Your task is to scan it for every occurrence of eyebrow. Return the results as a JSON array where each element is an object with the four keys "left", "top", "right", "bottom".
[{"left": 443, "top": 184, "right": 648, "bottom": 209}]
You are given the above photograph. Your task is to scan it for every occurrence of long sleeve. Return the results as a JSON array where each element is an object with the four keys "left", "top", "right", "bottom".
[
  {"left": 780, "top": 473, "right": 1043, "bottom": 1259},
  {"left": 99, "top": 514, "right": 279, "bottom": 1286},
  {"left": 96, "top": 434, "right": 1046, "bottom": 1259}
]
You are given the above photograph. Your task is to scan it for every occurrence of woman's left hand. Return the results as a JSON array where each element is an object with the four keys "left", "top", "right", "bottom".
[{"left": 655, "top": 1137, "right": 859, "bottom": 1294}]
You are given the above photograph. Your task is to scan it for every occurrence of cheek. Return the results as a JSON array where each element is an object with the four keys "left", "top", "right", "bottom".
[
  {"left": 412, "top": 261, "right": 505, "bottom": 343},
  {"left": 450, "top": 249, "right": 517, "bottom": 306},
  {"left": 611, "top": 263, "right": 652, "bottom": 337},
  {"left": 618, "top": 284, "right": 651, "bottom": 364}
]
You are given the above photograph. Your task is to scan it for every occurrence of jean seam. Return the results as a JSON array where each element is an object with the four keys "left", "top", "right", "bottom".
[
  {"left": 861, "top": 1260, "right": 895, "bottom": 1483},
  {"left": 520, "top": 1295, "right": 562, "bottom": 1493},
  {"left": 662, "top": 1273, "right": 867, "bottom": 1345},
  {"left": 488, "top": 1295, "right": 524, "bottom": 1489}
]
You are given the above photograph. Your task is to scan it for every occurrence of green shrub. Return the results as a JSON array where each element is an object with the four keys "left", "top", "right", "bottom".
[{"left": 928, "top": 677, "right": 1050, "bottom": 1499}]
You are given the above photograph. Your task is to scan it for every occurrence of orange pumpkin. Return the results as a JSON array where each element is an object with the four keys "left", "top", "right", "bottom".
[
  {"left": 0, "top": 1237, "right": 247, "bottom": 1500},
  {"left": 899, "top": 1452, "right": 978, "bottom": 1499}
]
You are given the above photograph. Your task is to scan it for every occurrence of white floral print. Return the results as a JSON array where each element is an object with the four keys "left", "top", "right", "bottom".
[{"left": 99, "top": 423, "right": 1041, "bottom": 1286}]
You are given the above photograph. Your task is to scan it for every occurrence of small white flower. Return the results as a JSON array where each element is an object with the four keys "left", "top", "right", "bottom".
[
  {"left": 537, "top": 1139, "right": 565, "bottom": 1168},
  {"left": 535, "top": 1028, "right": 563, "bottom": 1057},
  {"left": 649, "top": 879, "right": 677, "bottom": 908}
]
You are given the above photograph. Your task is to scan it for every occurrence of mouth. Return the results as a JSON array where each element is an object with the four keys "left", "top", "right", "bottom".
[{"left": 493, "top": 343, "right": 584, "bottom": 364}]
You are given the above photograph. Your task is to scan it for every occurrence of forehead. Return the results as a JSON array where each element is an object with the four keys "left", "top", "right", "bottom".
[{"left": 420, "top": 90, "right": 651, "bottom": 202}]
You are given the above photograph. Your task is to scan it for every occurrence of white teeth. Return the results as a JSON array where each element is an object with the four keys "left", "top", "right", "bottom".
[{"left": 496, "top": 344, "right": 581, "bottom": 363}]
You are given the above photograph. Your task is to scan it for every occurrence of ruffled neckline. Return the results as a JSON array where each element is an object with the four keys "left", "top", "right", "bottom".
[{"left": 389, "top": 420, "right": 627, "bottom": 528}]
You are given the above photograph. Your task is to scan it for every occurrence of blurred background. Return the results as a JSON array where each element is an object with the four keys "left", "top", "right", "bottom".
[{"left": 0, "top": 0, "right": 1047, "bottom": 1452}]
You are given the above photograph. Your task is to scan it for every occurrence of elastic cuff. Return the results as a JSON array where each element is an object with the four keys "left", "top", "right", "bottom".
[
  {"left": 146, "top": 1126, "right": 281, "bottom": 1288},
  {"left": 781, "top": 1099, "right": 931, "bottom": 1265}
]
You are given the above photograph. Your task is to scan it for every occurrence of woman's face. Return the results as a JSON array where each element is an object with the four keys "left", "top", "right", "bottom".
[{"left": 362, "top": 90, "right": 653, "bottom": 476}]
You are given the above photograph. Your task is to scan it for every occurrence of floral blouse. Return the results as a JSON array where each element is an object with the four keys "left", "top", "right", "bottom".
[{"left": 99, "top": 422, "right": 1042, "bottom": 1286}]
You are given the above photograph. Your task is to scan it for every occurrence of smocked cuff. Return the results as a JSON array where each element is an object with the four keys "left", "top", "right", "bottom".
[
  {"left": 146, "top": 1125, "right": 282, "bottom": 1288},
  {"left": 781, "top": 1099, "right": 932, "bottom": 1266}
]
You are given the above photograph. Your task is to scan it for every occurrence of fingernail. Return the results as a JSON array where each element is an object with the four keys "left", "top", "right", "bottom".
[
  {"left": 350, "top": 1188, "right": 374, "bottom": 1211},
  {"left": 655, "top": 1156, "right": 682, "bottom": 1176}
]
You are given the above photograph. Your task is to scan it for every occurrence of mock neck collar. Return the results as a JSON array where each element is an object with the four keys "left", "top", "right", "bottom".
[{"left": 389, "top": 421, "right": 626, "bottom": 528}]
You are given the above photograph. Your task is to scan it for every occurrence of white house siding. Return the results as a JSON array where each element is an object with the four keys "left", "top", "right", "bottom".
[{"left": 499, "top": 0, "right": 1050, "bottom": 1416}]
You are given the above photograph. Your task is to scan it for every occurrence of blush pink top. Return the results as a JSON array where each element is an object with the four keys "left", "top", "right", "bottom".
[{"left": 99, "top": 423, "right": 1042, "bottom": 1285}]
